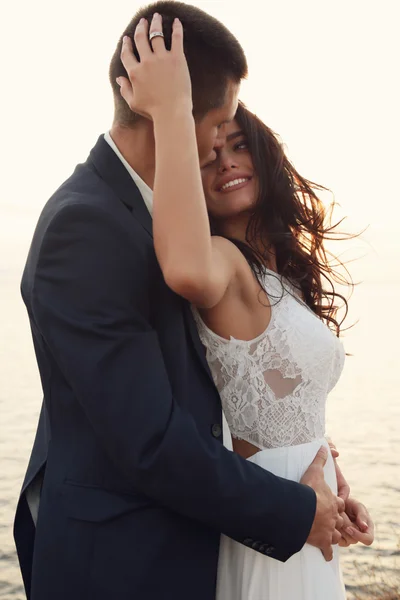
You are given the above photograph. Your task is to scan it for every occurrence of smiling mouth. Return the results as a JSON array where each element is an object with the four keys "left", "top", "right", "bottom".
[{"left": 218, "top": 177, "right": 251, "bottom": 193}]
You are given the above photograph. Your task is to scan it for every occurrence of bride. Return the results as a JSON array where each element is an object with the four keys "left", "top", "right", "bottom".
[
  {"left": 196, "top": 103, "right": 348, "bottom": 600},
  {"left": 118, "top": 14, "right": 373, "bottom": 600}
]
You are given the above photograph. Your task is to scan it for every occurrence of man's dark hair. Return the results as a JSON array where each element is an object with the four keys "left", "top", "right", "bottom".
[{"left": 109, "top": 1, "right": 247, "bottom": 125}]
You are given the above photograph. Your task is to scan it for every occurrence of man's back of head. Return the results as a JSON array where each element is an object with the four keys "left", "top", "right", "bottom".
[{"left": 109, "top": 1, "right": 248, "bottom": 126}]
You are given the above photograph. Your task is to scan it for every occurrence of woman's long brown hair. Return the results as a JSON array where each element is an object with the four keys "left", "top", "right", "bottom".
[{"left": 215, "top": 102, "right": 353, "bottom": 336}]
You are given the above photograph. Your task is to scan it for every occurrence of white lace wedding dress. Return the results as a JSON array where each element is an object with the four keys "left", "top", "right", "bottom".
[{"left": 192, "top": 268, "right": 346, "bottom": 600}]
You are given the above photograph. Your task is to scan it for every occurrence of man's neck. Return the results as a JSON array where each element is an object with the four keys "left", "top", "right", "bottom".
[{"left": 109, "top": 120, "right": 156, "bottom": 189}]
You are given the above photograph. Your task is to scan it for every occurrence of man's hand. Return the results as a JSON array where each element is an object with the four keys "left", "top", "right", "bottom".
[
  {"left": 300, "top": 446, "right": 345, "bottom": 561},
  {"left": 338, "top": 497, "right": 374, "bottom": 547}
]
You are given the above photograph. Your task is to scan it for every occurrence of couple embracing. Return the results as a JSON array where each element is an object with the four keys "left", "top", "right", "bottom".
[{"left": 14, "top": 2, "right": 373, "bottom": 599}]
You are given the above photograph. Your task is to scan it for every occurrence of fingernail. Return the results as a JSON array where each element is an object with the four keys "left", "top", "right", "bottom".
[
  {"left": 139, "top": 18, "right": 145, "bottom": 24},
  {"left": 116, "top": 78, "right": 122, "bottom": 87},
  {"left": 153, "top": 12, "right": 159, "bottom": 18},
  {"left": 346, "top": 527, "right": 354, "bottom": 536},
  {"left": 123, "top": 35, "right": 128, "bottom": 43},
  {"left": 361, "top": 521, "right": 368, "bottom": 529}
]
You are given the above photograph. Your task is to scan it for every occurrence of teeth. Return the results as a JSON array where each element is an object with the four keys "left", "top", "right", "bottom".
[{"left": 220, "top": 178, "right": 248, "bottom": 191}]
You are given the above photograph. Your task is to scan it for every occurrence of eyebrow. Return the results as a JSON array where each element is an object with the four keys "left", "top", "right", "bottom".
[{"left": 226, "top": 130, "right": 244, "bottom": 142}]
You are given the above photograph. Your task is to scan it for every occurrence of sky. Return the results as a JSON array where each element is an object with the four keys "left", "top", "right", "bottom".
[{"left": 0, "top": 0, "right": 399, "bottom": 285}]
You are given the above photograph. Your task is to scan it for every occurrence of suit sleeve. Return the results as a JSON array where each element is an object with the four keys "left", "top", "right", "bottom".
[{"left": 32, "top": 202, "right": 316, "bottom": 562}]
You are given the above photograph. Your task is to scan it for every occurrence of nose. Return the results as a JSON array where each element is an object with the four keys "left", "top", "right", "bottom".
[
  {"left": 213, "top": 135, "right": 225, "bottom": 151},
  {"left": 218, "top": 149, "right": 239, "bottom": 174}
]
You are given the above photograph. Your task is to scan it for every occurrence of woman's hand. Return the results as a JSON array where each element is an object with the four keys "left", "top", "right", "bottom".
[
  {"left": 333, "top": 459, "right": 351, "bottom": 503},
  {"left": 326, "top": 438, "right": 350, "bottom": 502},
  {"left": 117, "top": 13, "right": 192, "bottom": 121},
  {"left": 325, "top": 439, "right": 373, "bottom": 547},
  {"left": 338, "top": 497, "right": 374, "bottom": 547}
]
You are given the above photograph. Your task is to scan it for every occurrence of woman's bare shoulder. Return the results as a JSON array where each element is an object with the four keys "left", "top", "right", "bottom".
[
  {"left": 210, "top": 236, "right": 263, "bottom": 302},
  {"left": 211, "top": 235, "right": 250, "bottom": 270},
  {"left": 200, "top": 237, "right": 270, "bottom": 338}
]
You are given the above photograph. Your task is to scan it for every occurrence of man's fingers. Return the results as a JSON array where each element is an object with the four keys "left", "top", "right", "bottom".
[
  {"left": 332, "top": 529, "right": 342, "bottom": 545},
  {"left": 171, "top": 17, "right": 184, "bottom": 54},
  {"left": 321, "top": 545, "right": 333, "bottom": 562},
  {"left": 300, "top": 446, "right": 327, "bottom": 487},
  {"left": 134, "top": 17, "right": 152, "bottom": 60},
  {"left": 338, "top": 535, "right": 352, "bottom": 547},
  {"left": 116, "top": 77, "right": 134, "bottom": 108},
  {"left": 149, "top": 13, "right": 166, "bottom": 54},
  {"left": 312, "top": 445, "right": 328, "bottom": 468},
  {"left": 340, "top": 511, "right": 353, "bottom": 529},
  {"left": 336, "top": 496, "right": 345, "bottom": 514},
  {"left": 335, "top": 514, "right": 344, "bottom": 531}
]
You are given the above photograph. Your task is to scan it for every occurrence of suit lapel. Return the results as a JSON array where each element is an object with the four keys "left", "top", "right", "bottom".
[
  {"left": 88, "top": 135, "right": 215, "bottom": 388},
  {"left": 88, "top": 135, "right": 153, "bottom": 238}
]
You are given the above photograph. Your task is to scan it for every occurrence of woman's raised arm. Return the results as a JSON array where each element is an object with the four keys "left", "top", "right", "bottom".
[{"left": 118, "top": 14, "right": 240, "bottom": 308}]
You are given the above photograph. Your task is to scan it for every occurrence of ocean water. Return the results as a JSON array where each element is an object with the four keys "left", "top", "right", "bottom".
[{"left": 1, "top": 207, "right": 399, "bottom": 599}]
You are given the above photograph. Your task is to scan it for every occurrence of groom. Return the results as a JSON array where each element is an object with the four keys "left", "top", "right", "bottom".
[{"left": 14, "top": 3, "right": 371, "bottom": 599}]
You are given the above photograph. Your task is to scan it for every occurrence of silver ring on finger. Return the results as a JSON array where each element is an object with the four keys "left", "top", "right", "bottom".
[{"left": 149, "top": 31, "right": 164, "bottom": 42}]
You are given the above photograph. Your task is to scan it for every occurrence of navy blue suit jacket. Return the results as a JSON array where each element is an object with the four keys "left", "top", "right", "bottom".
[{"left": 14, "top": 136, "right": 316, "bottom": 599}]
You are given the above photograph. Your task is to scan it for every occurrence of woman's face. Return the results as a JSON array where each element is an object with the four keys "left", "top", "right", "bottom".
[{"left": 201, "top": 119, "right": 258, "bottom": 221}]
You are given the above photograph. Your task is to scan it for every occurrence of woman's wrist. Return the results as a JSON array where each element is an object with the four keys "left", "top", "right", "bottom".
[
  {"left": 153, "top": 106, "right": 197, "bottom": 152},
  {"left": 152, "top": 101, "right": 194, "bottom": 126}
]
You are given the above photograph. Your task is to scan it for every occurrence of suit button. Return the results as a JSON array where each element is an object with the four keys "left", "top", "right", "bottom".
[
  {"left": 264, "top": 545, "right": 275, "bottom": 555},
  {"left": 243, "top": 538, "right": 253, "bottom": 547},
  {"left": 251, "top": 541, "right": 261, "bottom": 550},
  {"left": 211, "top": 424, "right": 222, "bottom": 438}
]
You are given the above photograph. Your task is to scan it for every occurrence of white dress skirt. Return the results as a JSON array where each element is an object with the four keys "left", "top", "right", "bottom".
[
  {"left": 192, "top": 269, "right": 347, "bottom": 600},
  {"left": 217, "top": 430, "right": 346, "bottom": 600}
]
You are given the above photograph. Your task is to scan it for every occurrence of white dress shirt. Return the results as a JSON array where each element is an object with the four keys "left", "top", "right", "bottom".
[{"left": 104, "top": 131, "right": 153, "bottom": 216}]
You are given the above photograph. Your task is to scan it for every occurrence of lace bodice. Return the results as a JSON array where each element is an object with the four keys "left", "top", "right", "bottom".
[{"left": 192, "top": 270, "right": 345, "bottom": 450}]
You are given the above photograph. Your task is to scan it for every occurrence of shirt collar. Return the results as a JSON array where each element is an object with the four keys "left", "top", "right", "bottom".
[{"left": 104, "top": 131, "right": 153, "bottom": 216}]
